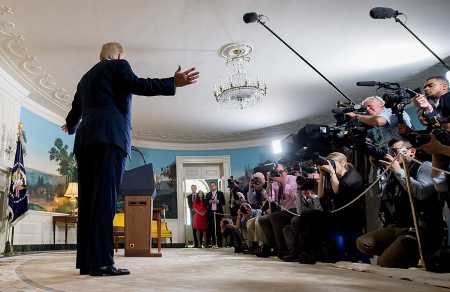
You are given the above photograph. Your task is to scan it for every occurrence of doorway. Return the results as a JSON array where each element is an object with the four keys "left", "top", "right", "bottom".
[
  {"left": 176, "top": 156, "right": 231, "bottom": 245},
  {"left": 183, "top": 178, "right": 220, "bottom": 246}
]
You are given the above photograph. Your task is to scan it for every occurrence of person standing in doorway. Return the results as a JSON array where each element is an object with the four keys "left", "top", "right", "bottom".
[
  {"left": 187, "top": 184, "right": 199, "bottom": 247},
  {"left": 192, "top": 190, "right": 208, "bottom": 247},
  {"left": 206, "top": 182, "right": 226, "bottom": 247}
]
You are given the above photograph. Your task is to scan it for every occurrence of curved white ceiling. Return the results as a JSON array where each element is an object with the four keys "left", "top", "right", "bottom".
[{"left": 0, "top": 0, "right": 449, "bottom": 147}]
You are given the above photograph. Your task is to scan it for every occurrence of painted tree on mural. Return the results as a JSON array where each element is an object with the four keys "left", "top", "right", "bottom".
[{"left": 49, "top": 138, "right": 77, "bottom": 183}]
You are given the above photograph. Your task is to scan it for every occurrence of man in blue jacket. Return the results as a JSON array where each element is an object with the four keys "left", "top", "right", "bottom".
[{"left": 63, "top": 42, "right": 199, "bottom": 276}]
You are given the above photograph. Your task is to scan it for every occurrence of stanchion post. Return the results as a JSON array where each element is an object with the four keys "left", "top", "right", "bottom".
[
  {"left": 213, "top": 212, "right": 218, "bottom": 248},
  {"left": 401, "top": 155, "right": 426, "bottom": 270}
]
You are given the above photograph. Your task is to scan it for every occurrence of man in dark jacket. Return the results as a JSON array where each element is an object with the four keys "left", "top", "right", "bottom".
[
  {"left": 63, "top": 42, "right": 199, "bottom": 276},
  {"left": 206, "top": 182, "right": 226, "bottom": 247}
]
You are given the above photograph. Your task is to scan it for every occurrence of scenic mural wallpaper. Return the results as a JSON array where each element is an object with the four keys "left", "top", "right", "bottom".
[
  {"left": 126, "top": 147, "right": 276, "bottom": 219},
  {"left": 20, "top": 107, "right": 276, "bottom": 218},
  {"left": 20, "top": 108, "right": 76, "bottom": 214}
]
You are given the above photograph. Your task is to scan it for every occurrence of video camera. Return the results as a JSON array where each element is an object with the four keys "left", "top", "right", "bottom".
[
  {"left": 356, "top": 81, "right": 420, "bottom": 121},
  {"left": 253, "top": 162, "right": 280, "bottom": 179},
  {"left": 332, "top": 100, "right": 367, "bottom": 127},
  {"left": 227, "top": 176, "right": 239, "bottom": 190}
]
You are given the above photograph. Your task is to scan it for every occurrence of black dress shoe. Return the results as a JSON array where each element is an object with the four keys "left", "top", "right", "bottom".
[
  {"left": 256, "top": 245, "right": 271, "bottom": 258},
  {"left": 281, "top": 254, "right": 299, "bottom": 262},
  {"left": 89, "top": 266, "right": 130, "bottom": 277},
  {"left": 80, "top": 269, "right": 89, "bottom": 275},
  {"left": 298, "top": 252, "right": 317, "bottom": 265}
]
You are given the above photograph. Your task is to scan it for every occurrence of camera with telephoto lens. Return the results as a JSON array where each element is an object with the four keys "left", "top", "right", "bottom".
[
  {"left": 227, "top": 176, "right": 239, "bottom": 189},
  {"left": 312, "top": 153, "right": 336, "bottom": 171},
  {"left": 406, "top": 128, "right": 450, "bottom": 148},
  {"left": 253, "top": 162, "right": 278, "bottom": 180}
]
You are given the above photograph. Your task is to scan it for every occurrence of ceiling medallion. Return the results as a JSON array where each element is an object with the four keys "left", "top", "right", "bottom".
[{"left": 214, "top": 42, "right": 267, "bottom": 110}]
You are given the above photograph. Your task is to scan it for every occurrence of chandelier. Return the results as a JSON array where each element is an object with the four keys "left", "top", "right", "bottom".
[{"left": 214, "top": 43, "right": 267, "bottom": 110}]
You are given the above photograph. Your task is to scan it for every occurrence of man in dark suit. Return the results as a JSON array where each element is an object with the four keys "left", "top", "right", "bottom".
[
  {"left": 63, "top": 42, "right": 199, "bottom": 276},
  {"left": 206, "top": 182, "right": 226, "bottom": 247},
  {"left": 186, "top": 184, "right": 199, "bottom": 247}
]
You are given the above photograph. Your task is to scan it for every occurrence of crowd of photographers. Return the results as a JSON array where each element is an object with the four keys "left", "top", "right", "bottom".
[{"left": 206, "top": 75, "right": 450, "bottom": 272}]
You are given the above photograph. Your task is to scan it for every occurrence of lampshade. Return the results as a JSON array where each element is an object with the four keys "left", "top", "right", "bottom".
[{"left": 64, "top": 182, "right": 78, "bottom": 198}]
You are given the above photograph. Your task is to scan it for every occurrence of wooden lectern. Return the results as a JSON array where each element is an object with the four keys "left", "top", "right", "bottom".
[{"left": 120, "top": 163, "right": 161, "bottom": 257}]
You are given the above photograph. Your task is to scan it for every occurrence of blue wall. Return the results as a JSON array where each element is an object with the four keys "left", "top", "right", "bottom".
[{"left": 127, "top": 146, "right": 275, "bottom": 179}]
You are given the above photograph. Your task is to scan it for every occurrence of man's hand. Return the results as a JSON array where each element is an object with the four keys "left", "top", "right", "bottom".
[
  {"left": 414, "top": 94, "right": 433, "bottom": 112},
  {"left": 379, "top": 154, "right": 401, "bottom": 172},
  {"left": 61, "top": 124, "right": 68, "bottom": 133},
  {"left": 174, "top": 66, "right": 199, "bottom": 87}
]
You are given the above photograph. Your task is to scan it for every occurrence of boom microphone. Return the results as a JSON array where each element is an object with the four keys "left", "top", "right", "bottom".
[
  {"left": 356, "top": 81, "right": 399, "bottom": 87},
  {"left": 243, "top": 12, "right": 260, "bottom": 23},
  {"left": 370, "top": 7, "right": 402, "bottom": 19},
  {"left": 356, "top": 81, "right": 379, "bottom": 87}
]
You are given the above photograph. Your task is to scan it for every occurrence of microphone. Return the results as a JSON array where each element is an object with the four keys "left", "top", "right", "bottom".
[
  {"left": 243, "top": 12, "right": 260, "bottom": 23},
  {"left": 356, "top": 81, "right": 380, "bottom": 87},
  {"left": 370, "top": 7, "right": 402, "bottom": 19}
]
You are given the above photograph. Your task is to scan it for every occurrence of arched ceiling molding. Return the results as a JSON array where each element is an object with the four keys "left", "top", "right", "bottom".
[
  {"left": 0, "top": 4, "right": 334, "bottom": 147},
  {"left": 0, "top": 5, "right": 71, "bottom": 114}
]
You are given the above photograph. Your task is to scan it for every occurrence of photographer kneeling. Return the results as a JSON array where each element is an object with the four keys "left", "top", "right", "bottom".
[
  {"left": 221, "top": 203, "right": 260, "bottom": 253},
  {"left": 356, "top": 139, "right": 443, "bottom": 268}
]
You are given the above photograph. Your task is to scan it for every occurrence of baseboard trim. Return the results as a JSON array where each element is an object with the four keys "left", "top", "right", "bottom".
[
  {"left": 4, "top": 243, "right": 185, "bottom": 255},
  {"left": 7, "top": 244, "right": 76, "bottom": 254}
]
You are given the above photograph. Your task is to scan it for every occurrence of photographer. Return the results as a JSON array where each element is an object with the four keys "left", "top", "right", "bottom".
[
  {"left": 221, "top": 203, "right": 261, "bottom": 253},
  {"left": 256, "top": 164, "right": 298, "bottom": 257},
  {"left": 345, "top": 96, "right": 413, "bottom": 145},
  {"left": 414, "top": 76, "right": 450, "bottom": 128},
  {"left": 229, "top": 184, "right": 245, "bottom": 220},
  {"left": 281, "top": 176, "right": 323, "bottom": 262},
  {"left": 318, "top": 152, "right": 365, "bottom": 261},
  {"left": 206, "top": 182, "right": 226, "bottom": 247},
  {"left": 246, "top": 172, "right": 267, "bottom": 209},
  {"left": 243, "top": 172, "right": 268, "bottom": 254},
  {"left": 356, "top": 138, "right": 443, "bottom": 269}
]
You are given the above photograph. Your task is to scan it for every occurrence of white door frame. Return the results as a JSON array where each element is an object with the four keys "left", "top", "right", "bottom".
[{"left": 175, "top": 155, "right": 231, "bottom": 244}]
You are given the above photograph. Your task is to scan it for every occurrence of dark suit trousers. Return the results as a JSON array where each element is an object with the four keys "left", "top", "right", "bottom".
[
  {"left": 207, "top": 212, "right": 222, "bottom": 247},
  {"left": 75, "top": 143, "right": 126, "bottom": 271},
  {"left": 356, "top": 226, "right": 419, "bottom": 268},
  {"left": 268, "top": 210, "right": 295, "bottom": 253}
]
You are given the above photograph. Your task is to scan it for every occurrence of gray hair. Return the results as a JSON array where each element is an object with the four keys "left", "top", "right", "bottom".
[{"left": 362, "top": 96, "right": 385, "bottom": 107}]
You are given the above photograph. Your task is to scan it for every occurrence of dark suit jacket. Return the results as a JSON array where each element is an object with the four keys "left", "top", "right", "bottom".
[
  {"left": 206, "top": 191, "right": 226, "bottom": 215},
  {"left": 437, "top": 92, "right": 450, "bottom": 120},
  {"left": 65, "top": 59, "right": 175, "bottom": 155}
]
